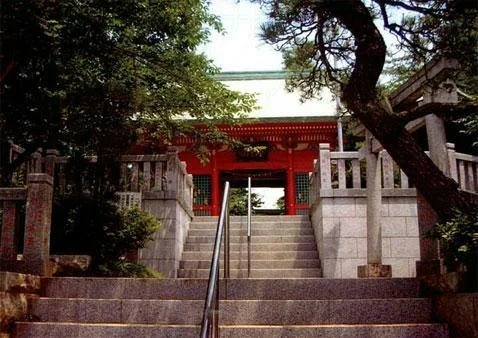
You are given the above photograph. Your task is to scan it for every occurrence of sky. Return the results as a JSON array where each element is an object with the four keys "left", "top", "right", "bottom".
[
  {"left": 201, "top": 0, "right": 336, "bottom": 120},
  {"left": 201, "top": 1, "right": 283, "bottom": 72}
]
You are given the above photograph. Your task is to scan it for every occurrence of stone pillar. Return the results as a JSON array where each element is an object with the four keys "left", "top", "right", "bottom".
[
  {"left": 416, "top": 80, "right": 457, "bottom": 276},
  {"left": 0, "top": 201, "right": 18, "bottom": 260},
  {"left": 358, "top": 131, "right": 391, "bottom": 278},
  {"left": 23, "top": 174, "right": 53, "bottom": 276},
  {"left": 425, "top": 115, "right": 450, "bottom": 175}
]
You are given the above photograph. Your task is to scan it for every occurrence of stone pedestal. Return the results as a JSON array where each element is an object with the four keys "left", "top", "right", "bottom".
[{"left": 358, "top": 263, "right": 392, "bottom": 278}]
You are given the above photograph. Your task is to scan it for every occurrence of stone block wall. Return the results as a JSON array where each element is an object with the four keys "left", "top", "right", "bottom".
[
  {"left": 311, "top": 189, "right": 420, "bottom": 278},
  {"left": 139, "top": 191, "right": 193, "bottom": 277}
]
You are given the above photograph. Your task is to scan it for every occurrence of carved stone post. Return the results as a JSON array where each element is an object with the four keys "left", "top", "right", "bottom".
[{"left": 23, "top": 173, "right": 53, "bottom": 276}]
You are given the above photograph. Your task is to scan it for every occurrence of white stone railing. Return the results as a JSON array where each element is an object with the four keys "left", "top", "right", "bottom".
[
  {"left": 54, "top": 147, "right": 193, "bottom": 212},
  {"left": 447, "top": 143, "right": 478, "bottom": 193},
  {"left": 310, "top": 143, "right": 411, "bottom": 202}
]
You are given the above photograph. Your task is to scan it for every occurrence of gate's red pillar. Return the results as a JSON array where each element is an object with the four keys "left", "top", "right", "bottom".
[
  {"left": 286, "top": 148, "right": 296, "bottom": 215},
  {"left": 211, "top": 149, "right": 220, "bottom": 216}
]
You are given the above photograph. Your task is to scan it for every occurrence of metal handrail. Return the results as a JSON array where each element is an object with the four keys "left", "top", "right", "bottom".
[
  {"left": 200, "top": 181, "right": 231, "bottom": 338},
  {"left": 247, "top": 177, "right": 252, "bottom": 277}
]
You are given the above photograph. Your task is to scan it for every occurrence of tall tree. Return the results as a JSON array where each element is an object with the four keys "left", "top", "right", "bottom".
[
  {"left": 0, "top": 0, "right": 255, "bottom": 187},
  {"left": 257, "top": 0, "right": 477, "bottom": 218}
]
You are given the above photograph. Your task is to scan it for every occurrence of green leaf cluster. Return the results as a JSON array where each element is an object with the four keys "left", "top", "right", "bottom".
[
  {"left": 51, "top": 194, "right": 161, "bottom": 267},
  {"left": 428, "top": 208, "right": 478, "bottom": 271},
  {"left": 1, "top": 0, "right": 255, "bottom": 185},
  {"left": 229, "top": 188, "right": 264, "bottom": 216}
]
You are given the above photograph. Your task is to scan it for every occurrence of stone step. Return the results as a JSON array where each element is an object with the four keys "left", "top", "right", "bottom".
[
  {"left": 185, "top": 235, "right": 316, "bottom": 244},
  {"left": 189, "top": 221, "right": 312, "bottom": 230},
  {"left": 15, "top": 322, "right": 199, "bottom": 338},
  {"left": 183, "top": 242, "right": 317, "bottom": 252},
  {"left": 193, "top": 215, "right": 309, "bottom": 223},
  {"left": 40, "top": 277, "right": 421, "bottom": 300},
  {"left": 181, "top": 250, "right": 319, "bottom": 260},
  {"left": 26, "top": 298, "right": 434, "bottom": 325},
  {"left": 15, "top": 322, "right": 448, "bottom": 338},
  {"left": 177, "top": 268, "right": 322, "bottom": 278},
  {"left": 220, "top": 324, "right": 448, "bottom": 338},
  {"left": 179, "top": 259, "right": 321, "bottom": 269},
  {"left": 188, "top": 228, "right": 314, "bottom": 236}
]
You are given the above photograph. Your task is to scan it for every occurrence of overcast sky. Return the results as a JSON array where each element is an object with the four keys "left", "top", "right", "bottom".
[{"left": 201, "top": 1, "right": 283, "bottom": 71}]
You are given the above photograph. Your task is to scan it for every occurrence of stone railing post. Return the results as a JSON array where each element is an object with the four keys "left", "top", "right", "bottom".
[
  {"left": 447, "top": 143, "right": 458, "bottom": 182},
  {"left": 32, "top": 151, "right": 42, "bottom": 173},
  {"left": 166, "top": 147, "right": 179, "bottom": 195},
  {"left": 23, "top": 173, "right": 53, "bottom": 276},
  {"left": 358, "top": 130, "right": 391, "bottom": 277},
  {"left": 319, "top": 143, "right": 331, "bottom": 189},
  {"left": 44, "top": 149, "right": 59, "bottom": 177}
]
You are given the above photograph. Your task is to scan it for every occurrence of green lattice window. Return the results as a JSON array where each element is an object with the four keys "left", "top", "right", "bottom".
[
  {"left": 193, "top": 175, "right": 211, "bottom": 206},
  {"left": 295, "top": 173, "right": 309, "bottom": 204}
]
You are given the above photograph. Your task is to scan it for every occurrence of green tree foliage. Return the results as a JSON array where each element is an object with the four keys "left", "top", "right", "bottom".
[
  {"left": 255, "top": 0, "right": 477, "bottom": 219},
  {"left": 428, "top": 209, "right": 478, "bottom": 279},
  {"left": 276, "top": 196, "right": 285, "bottom": 214},
  {"left": 229, "top": 188, "right": 264, "bottom": 216},
  {"left": 0, "top": 0, "right": 255, "bottom": 186}
]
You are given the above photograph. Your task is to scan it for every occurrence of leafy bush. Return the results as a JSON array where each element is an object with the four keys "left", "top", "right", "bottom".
[
  {"left": 51, "top": 194, "right": 161, "bottom": 274},
  {"left": 428, "top": 208, "right": 478, "bottom": 271}
]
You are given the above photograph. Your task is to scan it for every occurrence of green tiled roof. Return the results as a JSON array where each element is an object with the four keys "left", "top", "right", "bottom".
[{"left": 214, "top": 70, "right": 291, "bottom": 81}]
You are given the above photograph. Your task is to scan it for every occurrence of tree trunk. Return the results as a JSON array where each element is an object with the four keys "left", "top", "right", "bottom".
[{"left": 328, "top": 0, "right": 476, "bottom": 219}]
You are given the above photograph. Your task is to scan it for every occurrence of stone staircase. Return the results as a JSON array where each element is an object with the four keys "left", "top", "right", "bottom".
[
  {"left": 14, "top": 277, "right": 448, "bottom": 337},
  {"left": 178, "top": 215, "right": 322, "bottom": 278},
  {"left": 14, "top": 215, "right": 449, "bottom": 337}
]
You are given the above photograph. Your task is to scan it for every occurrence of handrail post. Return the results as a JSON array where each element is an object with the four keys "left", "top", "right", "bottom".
[{"left": 247, "top": 177, "right": 252, "bottom": 278}]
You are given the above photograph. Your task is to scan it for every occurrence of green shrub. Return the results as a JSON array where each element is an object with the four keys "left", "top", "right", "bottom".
[
  {"left": 428, "top": 208, "right": 478, "bottom": 271},
  {"left": 51, "top": 194, "right": 161, "bottom": 275}
]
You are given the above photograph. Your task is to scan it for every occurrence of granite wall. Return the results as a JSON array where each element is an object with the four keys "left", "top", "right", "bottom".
[{"left": 311, "top": 189, "right": 420, "bottom": 278}]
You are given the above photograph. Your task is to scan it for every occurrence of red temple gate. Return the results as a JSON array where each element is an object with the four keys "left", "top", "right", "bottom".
[{"left": 174, "top": 117, "right": 338, "bottom": 216}]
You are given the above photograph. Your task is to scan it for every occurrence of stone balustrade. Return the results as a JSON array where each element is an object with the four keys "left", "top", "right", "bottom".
[
  {"left": 447, "top": 143, "right": 478, "bottom": 193},
  {"left": 310, "top": 143, "right": 410, "bottom": 201},
  {"left": 310, "top": 141, "right": 477, "bottom": 279},
  {"left": 2, "top": 144, "right": 193, "bottom": 278},
  {"left": 309, "top": 143, "right": 419, "bottom": 278}
]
